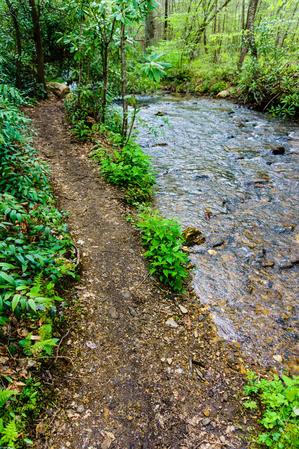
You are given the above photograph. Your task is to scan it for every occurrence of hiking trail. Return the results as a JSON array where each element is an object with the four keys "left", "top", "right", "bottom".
[{"left": 30, "top": 98, "right": 248, "bottom": 449}]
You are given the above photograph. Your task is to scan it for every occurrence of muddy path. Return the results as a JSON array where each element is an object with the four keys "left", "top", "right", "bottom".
[{"left": 30, "top": 98, "right": 250, "bottom": 449}]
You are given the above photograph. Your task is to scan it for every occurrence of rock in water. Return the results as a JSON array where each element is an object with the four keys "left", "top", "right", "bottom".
[
  {"left": 271, "top": 144, "right": 286, "bottom": 155},
  {"left": 183, "top": 226, "right": 205, "bottom": 246},
  {"left": 47, "top": 82, "right": 70, "bottom": 98}
]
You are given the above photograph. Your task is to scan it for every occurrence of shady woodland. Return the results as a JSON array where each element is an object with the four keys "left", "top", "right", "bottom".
[{"left": 0, "top": 1, "right": 298, "bottom": 448}]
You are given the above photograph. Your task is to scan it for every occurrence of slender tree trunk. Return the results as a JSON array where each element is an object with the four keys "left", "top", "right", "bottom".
[
  {"left": 203, "top": 29, "right": 208, "bottom": 53},
  {"left": 213, "top": 0, "right": 218, "bottom": 62},
  {"left": 101, "top": 45, "right": 109, "bottom": 123},
  {"left": 145, "top": 11, "right": 155, "bottom": 47},
  {"left": 5, "top": 0, "right": 22, "bottom": 89},
  {"left": 120, "top": 22, "right": 128, "bottom": 140},
  {"left": 28, "top": 0, "right": 46, "bottom": 94},
  {"left": 239, "top": 0, "right": 260, "bottom": 67},
  {"left": 164, "top": 0, "right": 169, "bottom": 39},
  {"left": 277, "top": 0, "right": 299, "bottom": 47},
  {"left": 217, "top": 12, "right": 225, "bottom": 62},
  {"left": 241, "top": 0, "right": 245, "bottom": 29}
]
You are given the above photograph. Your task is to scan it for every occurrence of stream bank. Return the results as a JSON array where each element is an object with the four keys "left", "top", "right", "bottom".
[{"left": 30, "top": 97, "right": 250, "bottom": 449}]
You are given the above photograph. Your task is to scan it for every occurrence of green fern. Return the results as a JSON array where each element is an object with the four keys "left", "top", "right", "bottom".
[
  {"left": 30, "top": 273, "right": 43, "bottom": 297},
  {"left": 0, "top": 389, "right": 18, "bottom": 408},
  {"left": 0, "top": 420, "right": 19, "bottom": 446}
]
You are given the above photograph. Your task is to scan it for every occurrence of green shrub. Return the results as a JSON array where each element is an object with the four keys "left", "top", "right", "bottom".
[
  {"left": 94, "top": 140, "right": 155, "bottom": 204},
  {"left": 136, "top": 209, "right": 189, "bottom": 292},
  {"left": 244, "top": 371, "right": 299, "bottom": 448},
  {"left": 237, "top": 57, "right": 299, "bottom": 117}
]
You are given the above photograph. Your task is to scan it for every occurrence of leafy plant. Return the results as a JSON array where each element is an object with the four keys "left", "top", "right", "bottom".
[
  {"left": 136, "top": 209, "right": 189, "bottom": 291},
  {"left": 93, "top": 139, "right": 155, "bottom": 204},
  {"left": 141, "top": 53, "right": 171, "bottom": 82},
  {"left": 244, "top": 371, "right": 299, "bottom": 448},
  {"left": 0, "top": 85, "right": 75, "bottom": 447},
  {"left": 19, "top": 323, "right": 59, "bottom": 356}
]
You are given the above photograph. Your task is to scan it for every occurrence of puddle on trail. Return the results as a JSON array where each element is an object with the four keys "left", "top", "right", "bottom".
[{"left": 137, "top": 95, "right": 299, "bottom": 368}]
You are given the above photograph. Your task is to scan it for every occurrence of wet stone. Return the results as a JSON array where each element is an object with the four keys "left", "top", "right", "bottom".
[
  {"left": 262, "top": 260, "right": 275, "bottom": 268},
  {"left": 271, "top": 144, "right": 286, "bottom": 155},
  {"left": 278, "top": 259, "right": 294, "bottom": 269},
  {"left": 183, "top": 226, "right": 206, "bottom": 246}
]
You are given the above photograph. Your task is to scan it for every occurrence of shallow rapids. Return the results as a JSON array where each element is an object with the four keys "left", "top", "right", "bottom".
[{"left": 137, "top": 95, "right": 299, "bottom": 367}]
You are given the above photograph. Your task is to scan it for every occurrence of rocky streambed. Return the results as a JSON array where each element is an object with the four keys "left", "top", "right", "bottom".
[{"left": 137, "top": 95, "right": 299, "bottom": 370}]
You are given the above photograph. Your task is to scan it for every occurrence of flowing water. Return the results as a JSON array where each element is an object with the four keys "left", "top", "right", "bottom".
[{"left": 137, "top": 95, "right": 299, "bottom": 367}]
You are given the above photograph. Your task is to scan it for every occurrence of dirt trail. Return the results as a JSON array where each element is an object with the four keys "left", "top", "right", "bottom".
[{"left": 30, "top": 98, "right": 249, "bottom": 449}]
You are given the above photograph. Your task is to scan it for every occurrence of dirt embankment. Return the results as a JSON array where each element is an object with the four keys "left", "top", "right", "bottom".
[{"left": 29, "top": 98, "right": 251, "bottom": 449}]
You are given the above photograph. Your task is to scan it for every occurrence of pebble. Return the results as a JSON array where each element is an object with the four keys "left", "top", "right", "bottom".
[
  {"left": 273, "top": 354, "right": 283, "bottom": 362},
  {"left": 202, "top": 418, "right": 211, "bottom": 426},
  {"left": 208, "top": 249, "right": 217, "bottom": 255},
  {"left": 109, "top": 307, "right": 119, "bottom": 319},
  {"left": 122, "top": 291, "right": 131, "bottom": 299},
  {"left": 262, "top": 260, "right": 275, "bottom": 267},
  {"left": 85, "top": 341, "right": 97, "bottom": 349},
  {"left": 178, "top": 304, "right": 188, "bottom": 314},
  {"left": 128, "top": 306, "right": 137, "bottom": 316},
  {"left": 165, "top": 318, "right": 179, "bottom": 328}
]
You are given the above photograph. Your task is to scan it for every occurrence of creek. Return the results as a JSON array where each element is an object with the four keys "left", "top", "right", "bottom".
[{"left": 137, "top": 95, "right": 299, "bottom": 368}]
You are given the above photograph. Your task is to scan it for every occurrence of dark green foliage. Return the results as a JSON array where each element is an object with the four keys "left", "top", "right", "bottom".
[
  {"left": 244, "top": 371, "right": 299, "bottom": 448},
  {"left": 136, "top": 209, "right": 189, "bottom": 292},
  {"left": 0, "top": 85, "right": 75, "bottom": 447},
  {"left": 237, "top": 57, "right": 299, "bottom": 117}
]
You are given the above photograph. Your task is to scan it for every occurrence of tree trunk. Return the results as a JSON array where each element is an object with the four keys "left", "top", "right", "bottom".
[
  {"left": 28, "top": 0, "right": 46, "bottom": 95},
  {"left": 5, "top": 0, "right": 22, "bottom": 89},
  {"left": 213, "top": 0, "right": 218, "bottom": 62},
  {"left": 145, "top": 11, "right": 155, "bottom": 47},
  {"left": 101, "top": 45, "right": 109, "bottom": 123},
  {"left": 241, "top": 0, "right": 245, "bottom": 29},
  {"left": 120, "top": 22, "right": 128, "bottom": 140},
  {"left": 164, "top": 0, "right": 168, "bottom": 39},
  {"left": 239, "top": 0, "right": 260, "bottom": 67}
]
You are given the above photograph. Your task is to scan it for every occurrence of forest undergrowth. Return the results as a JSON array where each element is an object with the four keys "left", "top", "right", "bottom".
[{"left": 0, "top": 0, "right": 298, "bottom": 447}]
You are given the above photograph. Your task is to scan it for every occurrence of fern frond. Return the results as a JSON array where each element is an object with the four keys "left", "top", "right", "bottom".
[
  {"left": 0, "top": 419, "right": 19, "bottom": 445},
  {"left": 0, "top": 389, "right": 18, "bottom": 408}
]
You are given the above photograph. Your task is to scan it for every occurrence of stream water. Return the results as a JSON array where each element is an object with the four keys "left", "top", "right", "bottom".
[{"left": 137, "top": 95, "right": 299, "bottom": 368}]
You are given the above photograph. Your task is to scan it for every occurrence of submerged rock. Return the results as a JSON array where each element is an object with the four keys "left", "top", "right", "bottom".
[
  {"left": 262, "top": 260, "right": 275, "bottom": 268},
  {"left": 183, "top": 226, "right": 206, "bottom": 246}
]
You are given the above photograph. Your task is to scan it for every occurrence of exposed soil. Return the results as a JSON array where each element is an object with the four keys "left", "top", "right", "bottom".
[{"left": 29, "top": 98, "right": 252, "bottom": 449}]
